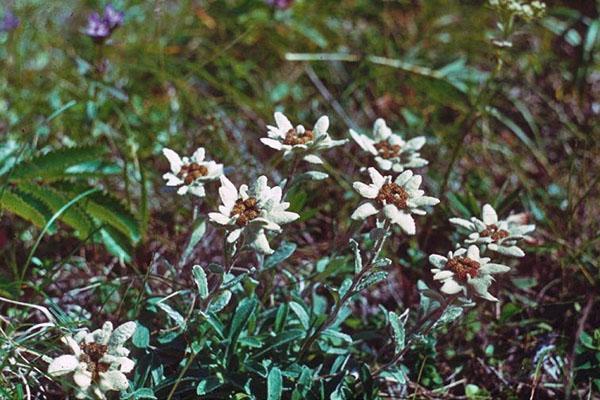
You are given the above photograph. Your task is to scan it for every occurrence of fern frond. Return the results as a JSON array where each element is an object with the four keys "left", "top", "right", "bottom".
[
  {"left": 0, "top": 189, "right": 48, "bottom": 227},
  {"left": 8, "top": 146, "right": 106, "bottom": 181}
]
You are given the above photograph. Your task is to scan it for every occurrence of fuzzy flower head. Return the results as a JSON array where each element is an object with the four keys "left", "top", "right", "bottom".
[
  {"left": 350, "top": 167, "right": 439, "bottom": 235},
  {"left": 430, "top": 245, "right": 510, "bottom": 302},
  {"left": 489, "top": 0, "right": 546, "bottom": 21},
  {"left": 350, "top": 118, "right": 428, "bottom": 173},
  {"left": 261, "top": 112, "right": 347, "bottom": 165},
  {"left": 47, "top": 321, "right": 136, "bottom": 399},
  {"left": 84, "top": 4, "right": 124, "bottom": 41},
  {"left": 450, "top": 204, "right": 535, "bottom": 257},
  {"left": 209, "top": 175, "right": 299, "bottom": 254},
  {"left": 162, "top": 147, "right": 223, "bottom": 197}
]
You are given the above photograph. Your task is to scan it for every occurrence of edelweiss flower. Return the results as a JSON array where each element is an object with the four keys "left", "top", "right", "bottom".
[
  {"left": 429, "top": 245, "right": 510, "bottom": 302},
  {"left": 47, "top": 321, "right": 136, "bottom": 399},
  {"left": 449, "top": 204, "right": 535, "bottom": 257},
  {"left": 350, "top": 167, "right": 439, "bottom": 234},
  {"left": 162, "top": 147, "right": 223, "bottom": 197},
  {"left": 209, "top": 175, "right": 299, "bottom": 254},
  {"left": 260, "top": 112, "right": 347, "bottom": 164},
  {"left": 350, "top": 118, "right": 428, "bottom": 173}
]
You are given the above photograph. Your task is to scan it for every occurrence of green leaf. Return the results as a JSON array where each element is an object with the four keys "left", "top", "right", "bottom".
[
  {"left": 267, "top": 367, "right": 283, "bottom": 400},
  {"left": 227, "top": 297, "right": 258, "bottom": 352},
  {"left": 349, "top": 239, "right": 362, "bottom": 274},
  {"left": 18, "top": 183, "right": 94, "bottom": 238},
  {"left": 196, "top": 376, "right": 223, "bottom": 395},
  {"left": 0, "top": 190, "right": 48, "bottom": 227},
  {"left": 264, "top": 241, "right": 296, "bottom": 270},
  {"left": 208, "top": 290, "right": 232, "bottom": 313},
  {"left": 100, "top": 226, "right": 133, "bottom": 262},
  {"left": 132, "top": 324, "right": 150, "bottom": 349},
  {"left": 8, "top": 146, "right": 105, "bottom": 181},
  {"left": 180, "top": 219, "right": 206, "bottom": 266},
  {"left": 192, "top": 265, "right": 209, "bottom": 299},
  {"left": 154, "top": 300, "right": 186, "bottom": 329},
  {"left": 389, "top": 312, "right": 406, "bottom": 353},
  {"left": 434, "top": 305, "right": 464, "bottom": 328},
  {"left": 289, "top": 302, "right": 310, "bottom": 330},
  {"left": 356, "top": 271, "right": 388, "bottom": 292}
]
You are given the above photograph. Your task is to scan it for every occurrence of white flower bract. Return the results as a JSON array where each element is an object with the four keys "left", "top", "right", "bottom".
[
  {"left": 449, "top": 203, "right": 535, "bottom": 257},
  {"left": 429, "top": 245, "right": 510, "bottom": 302},
  {"left": 162, "top": 147, "right": 223, "bottom": 197},
  {"left": 261, "top": 112, "right": 347, "bottom": 164},
  {"left": 208, "top": 175, "right": 299, "bottom": 255},
  {"left": 350, "top": 118, "right": 428, "bottom": 173},
  {"left": 350, "top": 167, "right": 439, "bottom": 235},
  {"left": 47, "top": 321, "right": 136, "bottom": 399}
]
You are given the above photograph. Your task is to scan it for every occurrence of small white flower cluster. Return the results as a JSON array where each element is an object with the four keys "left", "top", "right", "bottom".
[
  {"left": 489, "top": 0, "right": 546, "bottom": 21},
  {"left": 429, "top": 204, "right": 535, "bottom": 302},
  {"left": 47, "top": 321, "right": 136, "bottom": 399}
]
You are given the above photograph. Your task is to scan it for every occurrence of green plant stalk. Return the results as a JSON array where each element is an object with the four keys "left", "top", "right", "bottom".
[
  {"left": 296, "top": 222, "right": 391, "bottom": 361},
  {"left": 20, "top": 188, "right": 100, "bottom": 282}
]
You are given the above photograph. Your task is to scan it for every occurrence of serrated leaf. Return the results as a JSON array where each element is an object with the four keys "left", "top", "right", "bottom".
[
  {"left": 192, "top": 265, "right": 209, "bottom": 299},
  {"left": 0, "top": 190, "right": 48, "bottom": 227},
  {"left": 8, "top": 146, "right": 105, "bottom": 181},
  {"left": 267, "top": 367, "right": 283, "bottom": 400},
  {"left": 18, "top": 183, "right": 93, "bottom": 238},
  {"left": 100, "top": 226, "right": 133, "bottom": 262}
]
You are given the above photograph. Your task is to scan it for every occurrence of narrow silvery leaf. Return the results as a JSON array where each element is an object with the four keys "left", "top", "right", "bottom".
[
  {"left": 208, "top": 290, "right": 231, "bottom": 313},
  {"left": 289, "top": 301, "right": 310, "bottom": 330},
  {"left": 180, "top": 219, "right": 206, "bottom": 266},
  {"left": 192, "top": 265, "right": 209, "bottom": 299},
  {"left": 434, "top": 305, "right": 464, "bottom": 328},
  {"left": 267, "top": 367, "right": 283, "bottom": 400},
  {"left": 264, "top": 242, "right": 297, "bottom": 270},
  {"left": 349, "top": 239, "right": 362, "bottom": 274},
  {"left": 356, "top": 271, "right": 388, "bottom": 291},
  {"left": 389, "top": 312, "right": 405, "bottom": 353}
]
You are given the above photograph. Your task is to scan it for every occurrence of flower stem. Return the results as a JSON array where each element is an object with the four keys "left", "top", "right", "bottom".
[{"left": 296, "top": 222, "right": 391, "bottom": 362}]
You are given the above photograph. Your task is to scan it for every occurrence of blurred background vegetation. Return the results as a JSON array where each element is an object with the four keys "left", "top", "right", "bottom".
[{"left": 0, "top": 0, "right": 598, "bottom": 398}]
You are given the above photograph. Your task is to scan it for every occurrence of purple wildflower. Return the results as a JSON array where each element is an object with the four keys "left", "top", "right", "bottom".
[
  {"left": 104, "top": 4, "right": 124, "bottom": 29},
  {"left": 0, "top": 10, "right": 20, "bottom": 32},
  {"left": 84, "top": 4, "right": 124, "bottom": 42},
  {"left": 85, "top": 12, "right": 111, "bottom": 40},
  {"left": 266, "top": 0, "right": 294, "bottom": 9}
]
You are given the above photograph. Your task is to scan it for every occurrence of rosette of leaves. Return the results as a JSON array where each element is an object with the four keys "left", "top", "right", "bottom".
[{"left": 0, "top": 145, "right": 141, "bottom": 263}]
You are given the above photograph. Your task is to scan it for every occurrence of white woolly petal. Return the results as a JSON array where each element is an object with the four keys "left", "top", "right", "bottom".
[
  {"left": 163, "top": 173, "right": 183, "bottom": 186},
  {"left": 73, "top": 367, "right": 93, "bottom": 389},
  {"left": 433, "top": 270, "right": 454, "bottom": 280},
  {"left": 480, "top": 263, "right": 511, "bottom": 274},
  {"left": 404, "top": 136, "right": 426, "bottom": 150},
  {"left": 375, "top": 157, "right": 393, "bottom": 171},
  {"left": 449, "top": 217, "right": 475, "bottom": 230},
  {"left": 440, "top": 279, "right": 463, "bottom": 295},
  {"left": 495, "top": 245, "right": 525, "bottom": 257},
  {"left": 367, "top": 167, "right": 386, "bottom": 188},
  {"left": 191, "top": 147, "right": 205, "bottom": 163},
  {"left": 482, "top": 204, "right": 498, "bottom": 225},
  {"left": 466, "top": 245, "right": 480, "bottom": 261},
  {"left": 313, "top": 115, "right": 329, "bottom": 136},
  {"left": 47, "top": 355, "right": 79, "bottom": 376},
  {"left": 351, "top": 202, "right": 379, "bottom": 220},
  {"left": 219, "top": 175, "right": 238, "bottom": 208},
  {"left": 350, "top": 130, "right": 377, "bottom": 154},
  {"left": 227, "top": 228, "right": 243, "bottom": 243},
  {"left": 373, "top": 118, "right": 392, "bottom": 140},
  {"left": 119, "top": 357, "right": 135, "bottom": 373},
  {"left": 383, "top": 205, "right": 416, "bottom": 235},
  {"left": 353, "top": 182, "right": 379, "bottom": 199},
  {"left": 177, "top": 185, "right": 189, "bottom": 195},
  {"left": 248, "top": 229, "right": 273, "bottom": 255},
  {"left": 209, "top": 212, "right": 230, "bottom": 225},
  {"left": 98, "top": 370, "right": 129, "bottom": 391},
  {"left": 409, "top": 196, "right": 440, "bottom": 207},
  {"left": 428, "top": 254, "right": 448, "bottom": 269},
  {"left": 303, "top": 154, "right": 324, "bottom": 164},
  {"left": 109, "top": 321, "right": 136, "bottom": 348},
  {"left": 269, "top": 211, "right": 299, "bottom": 224},
  {"left": 405, "top": 174, "right": 422, "bottom": 192},
  {"left": 162, "top": 148, "right": 183, "bottom": 174},
  {"left": 274, "top": 112, "right": 293, "bottom": 132},
  {"left": 395, "top": 170, "right": 413, "bottom": 187},
  {"left": 261, "top": 138, "right": 284, "bottom": 150}
]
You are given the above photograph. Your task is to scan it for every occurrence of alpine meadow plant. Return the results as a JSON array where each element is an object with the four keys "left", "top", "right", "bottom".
[{"left": 4, "top": 1, "right": 568, "bottom": 398}]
